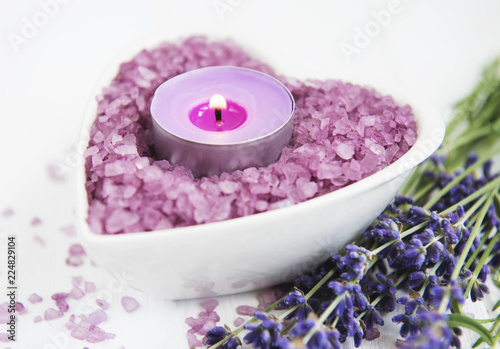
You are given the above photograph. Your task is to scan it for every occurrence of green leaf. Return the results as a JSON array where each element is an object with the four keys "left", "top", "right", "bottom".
[
  {"left": 448, "top": 314, "right": 494, "bottom": 346},
  {"left": 494, "top": 193, "right": 500, "bottom": 218},
  {"left": 493, "top": 278, "right": 500, "bottom": 290},
  {"left": 494, "top": 300, "right": 500, "bottom": 312}
]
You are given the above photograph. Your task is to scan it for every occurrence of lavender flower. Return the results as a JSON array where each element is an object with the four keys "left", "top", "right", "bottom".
[
  {"left": 206, "top": 326, "right": 240, "bottom": 349},
  {"left": 243, "top": 312, "right": 289, "bottom": 349}
]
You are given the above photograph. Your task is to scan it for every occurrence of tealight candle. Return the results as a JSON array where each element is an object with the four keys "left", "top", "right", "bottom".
[{"left": 151, "top": 66, "right": 295, "bottom": 177}]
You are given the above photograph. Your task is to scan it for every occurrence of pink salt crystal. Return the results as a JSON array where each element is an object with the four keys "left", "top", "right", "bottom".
[
  {"left": 201, "top": 299, "right": 219, "bottom": 313},
  {"left": 186, "top": 331, "right": 202, "bottom": 348},
  {"left": 1, "top": 208, "right": 14, "bottom": 217},
  {"left": 334, "top": 143, "right": 355, "bottom": 160},
  {"left": 47, "top": 163, "right": 66, "bottom": 182},
  {"left": 51, "top": 292, "right": 70, "bottom": 312},
  {"left": 31, "top": 217, "right": 42, "bottom": 226},
  {"left": 234, "top": 317, "right": 245, "bottom": 327},
  {"left": 115, "top": 144, "right": 138, "bottom": 156},
  {"left": 66, "top": 314, "right": 76, "bottom": 330},
  {"left": 93, "top": 131, "right": 105, "bottom": 143},
  {"left": 69, "top": 244, "right": 86, "bottom": 256},
  {"left": 84, "top": 282, "right": 96, "bottom": 293},
  {"left": 96, "top": 299, "right": 109, "bottom": 310},
  {"left": 296, "top": 178, "right": 318, "bottom": 199},
  {"left": 231, "top": 279, "right": 249, "bottom": 289},
  {"left": 71, "top": 319, "right": 116, "bottom": 343},
  {"left": 70, "top": 287, "right": 85, "bottom": 300},
  {"left": 72, "top": 276, "right": 83, "bottom": 287},
  {"left": 88, "top": 309, "right": 107, "bottom": 325},
  {"left": 105, "top": 209, "right": 140, "bottom": 234},
  {"left": 254, "top": 200, "right": 269, "bottom": 212},
  {"left": 236, "top": 305, "right": 257, "bottom": 316},
  {"left": 66, "top": 255, "right": 84, "bottom": 267},
  {"left": 28, "top": 293, "right": 43, "bottom": 304},
  {"left": 83, "top": 146, "right": 99, "bottom": 158},
  {"left": 0, "top": 333, "right": 10, "bottom": 342},
  {"left": 218, "top": 180, "right": 239, "bottom": 194},
  {"left": 317, "top": 162, "right": 342, "bottom": 180},
  {"left": 34, "top": 315, "right": 42, "bottom": 323},
  {"left": 360, "top": 115, "right": 377, "bottom": 127},
  {"left": 34, "top": 235, "right": 45, "bottom": 246},
  {"left": 44, "top": 308, "right": 64, "bottom": 320},
  {"left": 121, "top": 296, "right": 140, "bottom": 313},
  {"left": 0, "top": 303, "right": 10, "bottom": 324},
  {"left": 14, "top": 302, "right": 27, "bottom": 315},
  {"left": 259, "top": 288, "right": 283, "bottom": 309},
  {"left": 60, "top": 225, "right": 76, "bottom": 236}
]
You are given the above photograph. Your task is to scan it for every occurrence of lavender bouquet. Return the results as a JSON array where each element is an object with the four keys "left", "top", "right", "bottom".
[{"left": 204, "top": 58, "right": 500, "bottom": 349}]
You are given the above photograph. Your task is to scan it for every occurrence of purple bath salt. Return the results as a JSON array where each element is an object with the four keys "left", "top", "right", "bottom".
[{"left": 85, "top": 36, "right": 417, "bottom": 234}]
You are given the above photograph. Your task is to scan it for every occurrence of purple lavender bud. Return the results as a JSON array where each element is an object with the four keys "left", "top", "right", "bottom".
[
  {"left": 397, "top": 297, "right": 409, "bottom": 305},
  {"left": 328, "top": 281, "right": 345, "bottom": 296},
  {"left": 483, "top": 159, "right": 493, "bottom": 179},
  {"left": 225, "top": 336, "right": 240, "bottom": 349},
  {"left": 290, "top": 319, "right": 314, "bottom": 337},
  {"left": 205, "top": 326, "right": 230, "bottom": 345},
  {"left": 278, "top": 290, "right": 306, "bottom": 308},
  {"left": 465, "top": 153, "right": 479, "bottom": 168}
]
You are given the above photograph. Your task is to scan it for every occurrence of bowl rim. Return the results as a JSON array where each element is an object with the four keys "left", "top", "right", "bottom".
[{"left": 76, "top": 48, "right": 445, "bottom": 245}]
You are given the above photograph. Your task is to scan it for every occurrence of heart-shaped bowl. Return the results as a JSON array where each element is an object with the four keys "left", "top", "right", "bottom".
[{"left": 76, "top": 52, "right": 444, "bottom": 300}]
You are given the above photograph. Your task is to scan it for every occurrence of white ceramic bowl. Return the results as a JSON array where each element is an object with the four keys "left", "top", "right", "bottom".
[{"left": 76, "top": 56, "right": 444, "bottom": 299}]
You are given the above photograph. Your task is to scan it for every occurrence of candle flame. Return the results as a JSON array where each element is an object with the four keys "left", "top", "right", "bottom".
[{"left": 209, "top": 94, "right": 227, "bottom": 110}]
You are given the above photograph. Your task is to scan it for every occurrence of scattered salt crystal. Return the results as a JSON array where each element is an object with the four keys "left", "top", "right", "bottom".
[
  {"left": 1, "top": 208, "right": 14, "bottom": 217},
  {"left": 66, "top": 255, "right": 84, "bottom": 267},
  {"left": 34, "top": 315, "right": 42, "bottom": 323},
  {"left": 72, "top": 276, "right": 83, "bottom": 287},
  {"left": 234, "top": 317, "right": 245, "bottom": 327},
  {"left": 60, "top": 224, "right": 76, "bottom": 236},
  {"left": 31, "top": 217, "right": 42, "bottom": 226},
  {"left": 66, "top": 314, "right": 76, "bottom": 330},
  {"left": 186, "top": 331, "right": 202, "bottom": 348},
  {"left": 51, "top": 292, "right": 70, "bottom": 312},
  {"left": 34, "top": 235, "right": 45, "bottom": 246},
  {"left": 28, "top": 293, "right": 43, "bottom": 304},
  {"left": 47, "top": 163, "right": 66, "bottom": 182},
  {"left": 70, "top": 287, "right": 85, "bottom": 300},
  {"left": 84, "top": 282, "right": 96, "bottom": 293},
  {"left": 69, "top": 244, "right": 86, "bottom": 256},
  {"left": 0, "top": 333, "right": 10, "bottom": 342},
  {"left": 201, "top": 299, "right": 219, "bottom": 313},
  {"left": 14, "top": 302, "right": 27, "bottom": 315},
  {"left": 96, "top": 299, "right": 109, "bottom": 310},
  {"left": 236, "top": 305, "right": 257, "bottom": 316},
  {"left": 121, "top": 296, "right": 140, "bottom": 313},
  {"left": 44, "top": 308, "right": 64, "bottom": 320},
  {"left": 88, "top": 309, "right": 107, "bottom": 325}
]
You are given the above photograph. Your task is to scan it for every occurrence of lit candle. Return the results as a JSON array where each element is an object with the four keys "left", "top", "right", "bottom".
[{"left": 151, "top": 66, "right": 295, "bottom": 177}]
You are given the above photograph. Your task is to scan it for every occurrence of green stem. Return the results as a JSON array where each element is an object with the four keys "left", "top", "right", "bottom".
[
  {"left": 438, "top": 191, "right": 495, "bottom": 313},
  {"left": 464, "top": 226, "right": 494, "bottom": 270},
  {"left": 465, "top": 227, "right": 500, "bottom": 299},
  {"left": 302, "top": 295, "right": 344, "bottom": 343},
  {"left": 424, "top": 144, "right": 500, "bottom": 209}
]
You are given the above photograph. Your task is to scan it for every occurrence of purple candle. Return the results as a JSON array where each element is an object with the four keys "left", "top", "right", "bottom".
[{"left": 151, "top": 66, "right": 295, "bottom": 177}]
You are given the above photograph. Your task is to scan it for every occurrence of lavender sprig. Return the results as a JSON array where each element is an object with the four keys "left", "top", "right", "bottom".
[{"left": 204, "top": 57, "right": 500, "bottom": 349}]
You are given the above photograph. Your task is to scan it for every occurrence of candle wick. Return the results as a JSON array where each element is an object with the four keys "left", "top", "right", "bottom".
[{"left": 215, "top": 108, "right": 222, "bottom": 123}]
